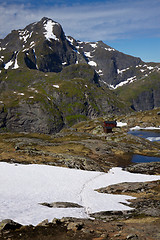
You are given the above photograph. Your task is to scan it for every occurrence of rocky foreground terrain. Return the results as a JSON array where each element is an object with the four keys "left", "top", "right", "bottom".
[{"left": 0, "top": 108, "right": 160, "bottom": 239}]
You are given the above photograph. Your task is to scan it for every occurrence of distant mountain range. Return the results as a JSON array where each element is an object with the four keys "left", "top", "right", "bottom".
[{"left": 0, "top": 17, "right": 160, "bottom": 133}]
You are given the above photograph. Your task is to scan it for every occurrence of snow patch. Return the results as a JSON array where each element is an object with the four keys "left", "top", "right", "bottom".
[
  {"left": 0, "top": 163, "right": 160, "bottom": 225},
  {"left": 147, "top": 137, "right": 160, "bottom": 142},
  {"left": 117, "top": 122, "right": 127, "bottom": 127},
  {"left": 44, "top": 20, "right": 60, "bottom": 41},
  {"left": 117, "top": 67, "right": 129, "bottom": 75},
  {"left": 97, "top": 69, "right": 103, "bottom": 74},
  {"left": 18, "top": 93, "right": 24, "bottom": 96},
  {"left": 53, "top": 85, "right": 59, "bottom": 88},
  {"left": 110, "top": 76, "right": 137, "bottom": 89},
  {"left": 84, "top": 52, "right": 93, "bottom": 58},
  {"left": 130, "top": 126, "right": 160, "bottom": 131},
  {"left": 30, "top": 41, "right": 35, "bottom": 48},
  {"left": 0, "top": 56, "right": 4, "bottom": 61},
  {"left": 0, "top": 47, "right": 6, "bottom": 51},
  {"left": 19, "top": 30, "right": 30, "bottom": 43},
  {"left": 90, "top": 43, "right": 97, "bottom": 48},
  {"left": 88, "top": 61, "right": 97, "bottom": 67},
  {"left": 105, "top": 47, "right": 115, "bottom": 51},
  {"left": 147, "top": 66, "right": 154, "bottom": 70},
  {"left": 4, "top": 59, "right": 14, "bottom": 69},
  {"left": 66, "top": 37, "right": 74, "bottom": 45},
  {"left": 12, "top": 52, "right": 19, "bottom": 69}
]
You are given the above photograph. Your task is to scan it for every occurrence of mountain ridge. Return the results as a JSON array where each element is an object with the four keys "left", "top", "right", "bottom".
[{"left": 0, "top": 17, "right": 160, "bottom": 133}]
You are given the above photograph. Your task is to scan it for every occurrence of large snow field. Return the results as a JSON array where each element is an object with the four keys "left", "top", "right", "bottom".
[{"left": 0, "top": 162, "right": 160, "bottom": 225}]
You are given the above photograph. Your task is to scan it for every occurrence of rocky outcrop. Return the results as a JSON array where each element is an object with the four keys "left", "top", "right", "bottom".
[
  {"left": 132, "top": 86, "right": 160, "bottom": 111},
  {"left": 125, "top": 162, "right": 160, "bottom": 175},
  {"left": 39, "top": 202, "right": 83, "bottom": 208},
  {"left": 0, "top": 101, "right": 64, "bottom": 134},
  {"left": 0, "top": 219, "right": 22, "bottom": 231}
]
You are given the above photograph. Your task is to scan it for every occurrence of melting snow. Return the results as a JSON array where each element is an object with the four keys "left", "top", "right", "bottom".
[
  {"left": 22, "top": 48, "right": 29, "bottom": 52},
  {"left": 18, "top": 93, "right": 24, "bottom": 96},
  {"left": 0, "top": 163, "right": 160, "bottom": 225},
  {"left": 130, "top": 126, "right": 160, "bottom": 131},
  {"left": 147, "top": 66, "right": 154, "bottom": 70},
  {"left": 90, "top": 43, "right": 97, "bottom": 48},
  {"left": 0, "top": 47, "right": 6, "bottom": 51},
  {"left": 0, "top": 56, "right": 4, "bottom": 61},
  {"left": 30, "top": 41, "right": 35, "bottom": 48},
  {"left": 62, "top": 62, "right": 67, "bottom": 65},
  {"left": 12, "top": 52, "right": 19, "bottom": 69},
  {"left": 53, "top": 85, "right": 59, "bottom": 88},
  {"left": 4, "top": 60, "right": 14, "bottom": 69},
  {"left": 97, "top": 69, "right": 103, "bottom": 73},
  {"left": 44, "top": 20, "right": 60, "bottom": 41},
  {"left": 110, "top": 76, "right": 137, "bottom": 89},
  {"left": 105, "top": 47, "right": 115, "bottom": 51},
  {"left": 84, "top": 52, "right": 93, "bottom": 58},
  {"left": 19, "top": 30, "right": 30, "bottom": 43},
  {"left": 29, "top": 96, "right": 34, "bottom": 99},
  {"left": 147, "top": 137, "right": 160, "bottom": 142},
  {"left": 66, "top": 37, "right": 74, "bottom": 45},
  {"left": 117, "top": 122, "right": 127, "bottom": 127},
  {"left": 117, "top": 68, "right": 129, "bottom": 74},
  {"left": 88, "top": 61, "right": 97, "bottom": 67}
]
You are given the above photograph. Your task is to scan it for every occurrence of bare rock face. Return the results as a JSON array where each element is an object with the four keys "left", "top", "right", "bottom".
[
  {"left": 0, "top": 219, "right": 22, "bottom": 231},
  {"left": 132, "top": 87, "right": 160, "bottom": 111},
  {"left": 0, "top": 101, "right": 64, "bottom": 134}
]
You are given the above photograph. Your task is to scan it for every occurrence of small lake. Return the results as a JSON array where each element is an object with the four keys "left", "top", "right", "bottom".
[
  {"left": 132, "top": 154, "right": 160, "bottom": 163},
  {"left": 128, "top": 130, "right": 160, "bottom": 141},
  {"left": 128, "top": 129, "right": 160, "bottom": 163}
]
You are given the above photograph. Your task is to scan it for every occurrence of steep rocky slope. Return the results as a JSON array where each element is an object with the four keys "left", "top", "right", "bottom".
[
  {"left": 115, "top": 71, "right": 160, "bottom": 111},
  {"left": 0, "top": 17, "right": 160, "bottom": 133}
]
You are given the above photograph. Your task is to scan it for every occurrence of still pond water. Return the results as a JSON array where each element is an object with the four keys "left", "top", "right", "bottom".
[
  {"left": 128, "top": 130, "right": 160, "bottom": 141},
  {"left": 128, "top": 129, "right": 160, "bottom": 163}
]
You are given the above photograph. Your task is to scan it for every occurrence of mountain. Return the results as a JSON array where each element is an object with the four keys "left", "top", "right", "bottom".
[{"left": 0, "top": 17, "right": 160, "bottom": 133}]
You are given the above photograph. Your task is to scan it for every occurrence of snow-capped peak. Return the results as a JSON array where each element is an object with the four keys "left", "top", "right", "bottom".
[{"left": 43, "top": 19, "right": 60, "bottom": 42}]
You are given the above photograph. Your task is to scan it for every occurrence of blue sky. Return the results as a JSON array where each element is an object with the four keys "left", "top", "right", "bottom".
[{"left": 0, "top": 0, "right": 160, "bottom": 62}]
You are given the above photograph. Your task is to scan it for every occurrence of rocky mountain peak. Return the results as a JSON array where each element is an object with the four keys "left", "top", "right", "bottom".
[
  {"left": 0, "top": 17, "right": 160, "bottom": 134},
  {"left": 1, "top": 17, "right": 160, "bottom": 87}
]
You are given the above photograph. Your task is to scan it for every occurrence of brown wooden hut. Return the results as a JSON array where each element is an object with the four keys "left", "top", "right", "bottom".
[{"left": 103, "top": 121, "right": 117, "bottom": 133}]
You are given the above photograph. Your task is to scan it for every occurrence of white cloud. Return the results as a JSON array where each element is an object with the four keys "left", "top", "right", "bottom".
[{"left": 0, "top": 0, "right": 160, "bottom": 42}]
